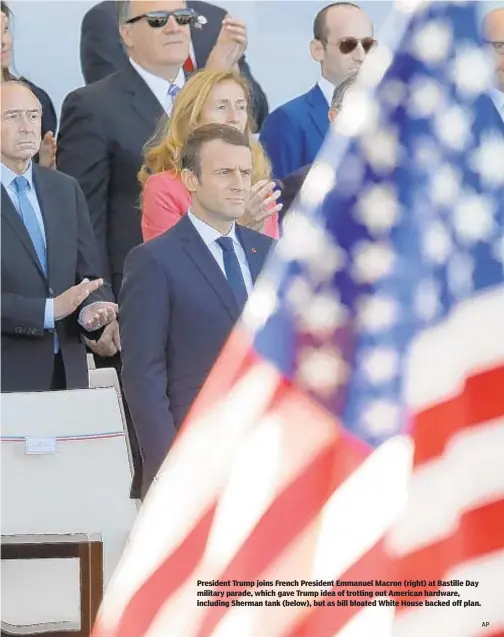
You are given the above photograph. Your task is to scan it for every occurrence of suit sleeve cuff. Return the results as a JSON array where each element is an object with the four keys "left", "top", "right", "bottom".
[{"left": 44, "top": 298, "right": 55, "bottom": 330}]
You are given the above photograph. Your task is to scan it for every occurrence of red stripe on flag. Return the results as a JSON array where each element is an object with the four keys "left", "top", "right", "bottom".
[
  {"left": 413, "top": 365, "right": 504, "bottom": 465},
  {"left": 287, "top": 539, "right": 391, "bottom": 637},
  {"left": 197, "top": 427, "right": 370, "bottom": 637},
  {"left": 396, "top": 498, "right": 504, "bottom": 600},
  {"left": 112, "top": 506, "right": 217, "bottom": 637}
]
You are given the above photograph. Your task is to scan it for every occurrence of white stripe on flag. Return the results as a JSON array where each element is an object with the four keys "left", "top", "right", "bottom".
[
  {"left": 98, "top": 362, "right": 281, "bottom": 631},
  {"left": 334, "top": 606, "right": 395, "bottom": 637},
  {"left": 388, "top": 417, "right": 504, "bottom": 556},
  {"left": 406, "top": 288, "right": 504, "bottom": 411},
  {"left": 312, "top": 435, "right": 413, "bottom": 579},
  {"left": 392, "top": 549, "right": 504, "bottom": 637},
  {"left": 141, "top": 390, "right": 340, "bottom": 637}
]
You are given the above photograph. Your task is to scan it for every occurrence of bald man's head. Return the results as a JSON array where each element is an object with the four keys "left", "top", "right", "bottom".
[{"left": 483, "top": 8, "right": 504, "bottom": 91}]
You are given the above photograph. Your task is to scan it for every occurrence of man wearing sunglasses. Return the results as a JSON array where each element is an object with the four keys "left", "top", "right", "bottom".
[
  {"left": 483, "top": 7, "right": 504, "bottom": 120},
  {"left": 260, "top": 2, "right": 375, "bottom": 180},
  {"left": 279, "top": 71, "right": 358, "bottom": 225},
  {"left": 79, "top": 0, "right": 268, "bottom": 129}
]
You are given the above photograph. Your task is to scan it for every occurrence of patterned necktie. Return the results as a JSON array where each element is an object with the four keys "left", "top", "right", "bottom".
[
  {"left": 167, "top": 83, "right": 180, "bottom": 114},
  {"left": 216, "top": 237, "right": 248, "bottom": 311},
  {"left": 13, "top": 175, "right": 47, "bottom": 274}
]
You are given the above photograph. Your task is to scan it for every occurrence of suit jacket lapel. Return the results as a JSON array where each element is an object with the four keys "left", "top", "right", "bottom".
[
  {"left": 236, "top": 225, "right": 266, "bottom": 284},
  {"left": 121, "top": 63, "right": 166, "bottom": 131},
  {"left": 176, "top": 215, "right": 240, "bottom": 321},
  {"left": 1, "top": 184, "right": 46, "bottom": 281},
  {"left": 306, "top": 84, "right": 330, "bottom": 140},
  {"left": 32, "top": 165, "right": 62, "bottom": 288}
]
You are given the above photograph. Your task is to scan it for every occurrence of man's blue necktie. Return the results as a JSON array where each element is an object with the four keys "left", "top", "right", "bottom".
[
  {"left": 216, "top": 237, "right": 248, "bottom": 311},
  {"left": 13, "top": 176, "right": 47, "bottom": 274},
  {"left": 167, "top": 83, "right": 180, "bottom": 113}
]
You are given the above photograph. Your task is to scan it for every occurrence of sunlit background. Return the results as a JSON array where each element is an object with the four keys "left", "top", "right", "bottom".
[{"left": 8, "top": 0, "right": 504, "bottom": 119}]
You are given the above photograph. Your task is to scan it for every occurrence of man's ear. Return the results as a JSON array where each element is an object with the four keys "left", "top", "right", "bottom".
[
  {"left": 119, "top": 24, "right": 133, "bottom": 49},
  {"left": 310, "top": 39, "right": 325, "bottom": 63},
  {"left": 181, "top": 168, "right": 198, "bottom": 193}
]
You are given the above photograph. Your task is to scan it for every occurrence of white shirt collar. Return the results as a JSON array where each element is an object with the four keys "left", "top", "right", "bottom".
[
  {"left": 490, "top": 88, "right": 504, "bottom": 119},
  {"left": 128, "top": 57, "right": 185, "bottom": 111},
  {"left": 1, "top": 160, "right": 33, "bottom": 190},
  {"left": 317, "top": 75, "right": 336, "bottom": 106},
  {"left": 187, "top": 210, "right": 239, "bottom": 248}
]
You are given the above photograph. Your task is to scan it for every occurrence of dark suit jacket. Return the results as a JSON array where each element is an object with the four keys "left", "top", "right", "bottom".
[
  {"left": 57, "top": 61, "right": 166, "bottom": 298},
  {"left": 119, "top": 214, "right": 273, "bottom": 496},
  {"left": 1, "top": 165, "right": 112, "bottom": 392},
  {"left": 260, "top": 85, "right": 329, "bottom": 179},
  {"left": 279, "top": 164, "right": 311, "bottom": 225},
  {"left": 80, "top": 0, "right": 269, "bottom": 130}
]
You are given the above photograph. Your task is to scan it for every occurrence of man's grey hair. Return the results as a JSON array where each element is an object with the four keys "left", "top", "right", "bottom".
[
  {"left": 330, "top": 71, "right": 358, "bottom": 110},
  {"left": 117, "top": 0, "right": 131, "bottom": 24}
]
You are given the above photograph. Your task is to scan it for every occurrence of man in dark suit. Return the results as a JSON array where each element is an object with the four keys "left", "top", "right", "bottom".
[
  {"left": 260, "top": 2, "right": 375, "bottom": 179},
  {"left": 60, "top": 1, "right": 217, "bottom": 497},
  {"left": 280, "top": 71, "right": 358, "bottom": 223},
  {"left": 80, "top": 0, "right": 268, "bottom": 129},
  {"left": 1, "top": 81, "right": 117, "bottom": 392},
  {"left": 120, "top": 124, "right": 273, "bottom": 497}
]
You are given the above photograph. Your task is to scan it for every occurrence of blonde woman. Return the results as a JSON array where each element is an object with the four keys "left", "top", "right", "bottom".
[{"left": 139, "top": 68, "right": 281, "bottom": 241}]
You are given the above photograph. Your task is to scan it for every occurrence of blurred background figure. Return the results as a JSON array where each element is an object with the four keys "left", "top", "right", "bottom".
[
  {"left": 80, "top": 0, "right": 269, "bottom": 130},
  {"left": 140, "top": 68, "right": 281, "bottom": 241},
  {"left": 1, "top": 1, "right": 57, "bottom": 167},
  {"left": 279, "top": 70, "right": 358, "bottom": 222},
  {"left": 483, "top": 7, "right": 504, "bottom": 118},
  {"left": 260, "top": 1, "right": 375, "bottom": 179}
]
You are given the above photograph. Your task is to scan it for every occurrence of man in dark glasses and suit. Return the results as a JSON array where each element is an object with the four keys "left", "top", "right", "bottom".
[
  {"left": 79, "top": 0, "right": 268, "bottom": 130},
  {"left": 59, "top": 0, "right": 258, "bottom": 498},
  {"left": 260, "top": 2, "right": 375, "bottom": 180}
]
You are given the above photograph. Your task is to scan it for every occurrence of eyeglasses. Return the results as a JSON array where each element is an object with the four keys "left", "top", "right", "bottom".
[
  {"left": 325, "top": 37, "right": 377, "bottom": 55},
  {"left": 124, "top": 9, "right": 197, "bottom": 28},
  {"left": 485, "top": 40, "right": 504, "bottom": 55}
]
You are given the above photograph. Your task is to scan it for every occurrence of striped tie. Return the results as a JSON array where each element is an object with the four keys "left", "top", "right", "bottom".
[{"left": 167, "top": 83, "right": 180, "bottom": 114}]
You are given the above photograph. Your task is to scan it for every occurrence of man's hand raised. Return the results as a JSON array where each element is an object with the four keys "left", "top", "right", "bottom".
[
  {"left": 54, "top": 278, "right": 104, "bottom": 321},
  {"left": 205, "top": 16, "right": 248, "bottom": 71},
  {"left": 80, "top": 301, "right": 118, "bottom": 331}
]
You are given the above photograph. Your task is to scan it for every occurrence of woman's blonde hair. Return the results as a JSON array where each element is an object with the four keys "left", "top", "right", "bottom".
[{"left": 138, "top": 68, "right": 271, "bottom": 187}]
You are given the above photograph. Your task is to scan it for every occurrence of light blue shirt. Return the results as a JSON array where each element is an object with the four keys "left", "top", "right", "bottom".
[
  {"left": 1, "top": 161, "right": 55, "bottom": 330},
  {"left": 187, "top": 210, "right": 253, "bottom": 294}
]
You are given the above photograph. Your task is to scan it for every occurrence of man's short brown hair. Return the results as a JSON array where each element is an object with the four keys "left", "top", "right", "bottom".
[{"left": 180, "top": 123, "right": 251, "bottom": 179}]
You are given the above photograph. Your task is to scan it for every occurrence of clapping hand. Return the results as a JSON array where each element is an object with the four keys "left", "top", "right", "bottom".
[
  {"left": 206, "top": 15, "right": 248, "bottom": 70},
  {"left": 80, "top": 301, "right": 118, "bottom": 331},
  {"left": 39, "top": 131, "right": 57, "bottom": 169},
  {"left": 84, "top": 320, "right": 121, "bottom": 358},
  {"left": 238, "top": 180, "right": 282, "bottom": 232}
]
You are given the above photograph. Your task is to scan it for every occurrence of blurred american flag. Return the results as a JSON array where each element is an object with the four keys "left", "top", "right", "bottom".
[{"left": 93, "top": 2, "right": 504, "bottom": 636}]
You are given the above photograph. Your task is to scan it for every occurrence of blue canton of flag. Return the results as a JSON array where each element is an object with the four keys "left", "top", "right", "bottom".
[{"left": 243, "top": 1, "right": 504, "bottom": 449}]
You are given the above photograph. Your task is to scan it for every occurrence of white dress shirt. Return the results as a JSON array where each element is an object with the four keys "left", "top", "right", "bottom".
[
  {"left": 129, "top": 58, "right": 185, "bottom": 114},
  {"left": 490, "top": 88, "right": 504, "bottom": 121},
  {"left": 187, "top": 211, "right": 253, "bottom": 295},
  {"left": 318, "top": 75, "right": 336, "bottom": 106}
]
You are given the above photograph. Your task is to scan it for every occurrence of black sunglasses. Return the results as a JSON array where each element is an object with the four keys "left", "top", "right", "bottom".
[
  {"left": 325, "top": 37, "right": 377, "bottom": 55},
  {"left": 125, "top": 9, "right": 197, "bottom": 28}
]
